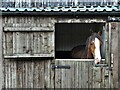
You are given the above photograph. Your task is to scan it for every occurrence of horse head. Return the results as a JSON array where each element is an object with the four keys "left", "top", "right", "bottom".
[{"left": 86, "top": 31, "right": 103, "bottom": 64}]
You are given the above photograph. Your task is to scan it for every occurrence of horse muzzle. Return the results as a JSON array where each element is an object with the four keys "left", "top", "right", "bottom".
[{"left": 94, "top": 58, "right": 101, "bottom": 64}]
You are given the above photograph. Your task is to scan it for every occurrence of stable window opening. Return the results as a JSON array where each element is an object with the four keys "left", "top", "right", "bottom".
[{"left": 55, "top": 23, "right": 106, "bottom": 60}]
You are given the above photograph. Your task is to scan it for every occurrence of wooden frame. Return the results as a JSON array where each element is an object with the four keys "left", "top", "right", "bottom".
[
  {"left": 4, "top": 54, "right": 54, "bottom": 59},
  {"left": 0, "top": 16, "right": 3, "bottom": 89},
  {"left": 3, "top": 27, "right": 54, "bottom": 32}
]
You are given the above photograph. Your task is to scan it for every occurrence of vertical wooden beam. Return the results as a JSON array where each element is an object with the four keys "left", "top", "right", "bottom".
[
  {"left": 111, "top": 22, "right": 119, "bottom": 88},
  {"left": 118, "top": 22, "right": 120, "bottom": 88},
  {"left": 0, "top": 9, "right": 3, "bottom": 89}
]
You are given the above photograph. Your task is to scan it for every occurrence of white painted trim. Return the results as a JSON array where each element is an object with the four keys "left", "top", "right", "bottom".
[{"left": 55, "top": 59, "right": 105, "bottom": 61}]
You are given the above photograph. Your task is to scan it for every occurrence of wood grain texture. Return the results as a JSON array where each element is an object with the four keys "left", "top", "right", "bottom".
[
  {"left": 2, "top": 16, "right": 115, "bottom": 88},
  {"left": 54, "top": 60, "right": 113, "bottom": 88},
  {"left": 4, "top": 59, "right": 54, "bottom": 88},
  {"left": 3, "top": 32, "right": 54, "bottom": 58},
  {"left": 111, "top": 22, "right": 119, "bottom": 88}
]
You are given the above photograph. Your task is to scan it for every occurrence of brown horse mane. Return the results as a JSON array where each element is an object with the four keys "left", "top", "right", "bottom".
[
  {"left": 71, "top": 32, "right": 103, "bottom": 59},
  {"left": 83, "top": 32, "right": 103, "bottom": 58}
]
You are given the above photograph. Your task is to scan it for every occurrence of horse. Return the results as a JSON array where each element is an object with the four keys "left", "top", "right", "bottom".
[{"left": 71, "top": 31, "right": 103, "bottom": 64}]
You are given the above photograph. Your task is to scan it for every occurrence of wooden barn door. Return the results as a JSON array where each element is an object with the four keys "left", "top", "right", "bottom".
[
  {"left": 53, "top": 20, "right": 116, "bottom": 88},
  {"left": 53, "top": 60, "right": 93, "bottom": 88},
  {"left": 3, "top": 26, "right": 55, "bottom": 88},
  {"left": 53, "top": 60, "right": 113, "bottom": 88}
]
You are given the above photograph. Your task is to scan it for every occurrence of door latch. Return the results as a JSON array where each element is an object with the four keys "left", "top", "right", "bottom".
[{"left": 51, "top": 65, "right": 70, "bottom": 69}]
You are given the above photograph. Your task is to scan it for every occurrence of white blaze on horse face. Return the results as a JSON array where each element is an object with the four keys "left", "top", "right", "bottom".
[{"left": 94, "top": 37, "right": 101, "bottom": 64}]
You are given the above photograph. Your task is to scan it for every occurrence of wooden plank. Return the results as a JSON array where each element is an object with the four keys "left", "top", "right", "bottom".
[
  {"left": 66, "top": 61, "right": 71, "bottom": 88},
  {"left": 4, "top": 32, "right": 13, "bottom": 56},
  {"left": 11, "top": 60, "right": 17, "bottom": 88},
  {"left": 61, "top": 61, "right": 67, "bottom": 88},
  {"left": 22, "top": 60, "right": 26, "bottom": 88},
  {"left": 43, "top": 32, "right": 48, "bottom": 54},
  {"left": 81, "top": 61, "right": 89, "bottom": 88},
  {"left": 118, "top": 23, "right": 120, "bottom": 89},
  {"left": 111, "top": 22, "right": 119, "bottom": 88},
  {"left": 33, "top": 32, "right": 38, "bottom": 54},
  {"left": 3, "top": 30, "right": 6, "bottom": 56},
  {"left": 93, "top": 67, "right": 101, "bottom": 88},
  {"left": 88, "top": 61, "right": 94, "bottom": 88},
  {"left": 69, "top": 61, "right": 75, "bottom": 88},
  {"left": 44, "top": 60, "right": 51, "bottom": 88},
  {"left": 20, "top": 32, "right": 26, "bottom": 54},
  {"left": 0, "top": 16, "right": 4, "bottom": 89},
  {"left": 55, "top": 60, "right": 61, "bottom": 88},
  {"left": 15, "top": 32, "right": 20, "bottom": 54},
  {"left": 4, "top": 60, "right": 9, "bottom": 88},
  {"left": 100, "top": 67, "right": 105, "bottom": 88},
  {"left": 16, "top": 60, "right": 23, "bottom": 88},
  {"left": 29, "top": 60, "right": 34, "bottom": 88},
  {"left": 4, "top": 54, "right": 54, "bottom": 58},
  {"left": 3, "top": 27, "right": 54, "bottom": 32},
  {"left": 26, "top": 32, "right": 31, "bottom": 54},
  {"left": 37, "top": 32, "right": 42, "bottom": 54},
  {"left": 50, "top": 60, "right": 55, "bottom": 88},
  {"left": 78, "top": 61, "right": 82, "bottom": 88},
  {"left": 74, "top": 61, "right": 79, "bottom": 88},
  {"left": 49, "top": 32, "right": 54, "bottom": 56},
  {"left": 39, "top": 60, "right": 45, "bottom": 88},
  {"left": 13, "top": 32, "right": 16, "bottom": 55},
  {"left": 33, "top": 60, "right": 39, "bottom": 88},
  {"left": 56, "top": 59, "right": 94, "bottom": 61}
]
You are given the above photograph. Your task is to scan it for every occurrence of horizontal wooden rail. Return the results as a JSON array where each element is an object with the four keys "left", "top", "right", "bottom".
[
  {"left": 3, "top": 27, "right": 54, "bottom": 32},
  {"left": 4, "top": 54, "right": 54, "bottom": 59},
  {"left": 55, "top": 59, "right": 105, "bottom": 61}
]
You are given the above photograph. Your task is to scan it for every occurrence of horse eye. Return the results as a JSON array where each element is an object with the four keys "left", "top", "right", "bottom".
[
  {"left": 90, "top": 41, "right": 94, "bottom": 45},
  {"left": 90, "top": 43, "right": 93, "bottom": 45}
]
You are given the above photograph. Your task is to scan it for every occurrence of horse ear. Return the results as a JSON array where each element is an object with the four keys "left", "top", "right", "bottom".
[
  {"left": 90, "top": 29, "right": 93, "bottom": 34},
  {"left": 97, "top": 31, "right": 102, "bottom": 36}
]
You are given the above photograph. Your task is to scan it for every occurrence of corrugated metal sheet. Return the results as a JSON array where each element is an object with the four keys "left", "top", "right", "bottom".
[
  {"left": 0, "top": 6, "right": 119, "bottom": 12},
  {"left": 1, "top": 0, "right": 118, "bottom": 8}
]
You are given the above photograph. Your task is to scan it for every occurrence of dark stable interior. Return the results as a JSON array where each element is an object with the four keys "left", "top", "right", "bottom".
[{"left": 55, "top": 23, "right": 105, "bottom": 59}]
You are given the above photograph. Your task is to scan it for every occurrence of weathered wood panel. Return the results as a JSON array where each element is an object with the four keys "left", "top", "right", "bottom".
[
  {"left": 4, "top": 59, "right": 54, "bottom": 88},
  {"left": 3, "top": 16, "right": 55, "bottom": 31},
  {"left": 118, "top": 22, "right": 120, "bottom": 88},
  {"left": 2, "top": 16, "right": 114, "bottom": 89},
  {"left": 3, "top": 31, "right": 54, "bottom": 58},
  {"left": 0, "top": 16, "right": 3, "bottom": 90},
  {"left": 111, "top": 22, "right": 119, "bottom": 88},
  {"left": 2, "top": 16, "right": 56, "bottom": 58},
  {"left": 54, "top": 60, "right": 113, "bottom": 88}
]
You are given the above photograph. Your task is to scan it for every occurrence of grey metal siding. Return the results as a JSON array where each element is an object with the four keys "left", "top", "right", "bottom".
[{"left": 1, "top": 0, "right": 118, "bottom": 8}]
